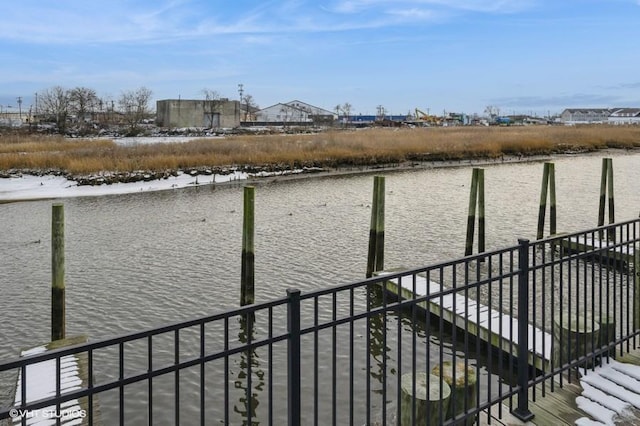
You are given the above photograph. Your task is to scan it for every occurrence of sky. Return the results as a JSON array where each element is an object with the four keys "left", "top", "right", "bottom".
[{"left": 0, "top": 0, "right": 639, "bottom": 118}]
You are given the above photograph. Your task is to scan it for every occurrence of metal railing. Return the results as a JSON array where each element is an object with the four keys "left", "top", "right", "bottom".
[{"left": 1, "top": 219, "right": 638, "bottom": 425}]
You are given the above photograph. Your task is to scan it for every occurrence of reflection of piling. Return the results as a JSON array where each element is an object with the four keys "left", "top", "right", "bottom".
[
  {"left": 240, "top": 186, "right": 255, "bottom": 306},
  {"left": 537, "top": 162, "right": 557, "bottom": 239},
  {"left": 234, "top": 312, "right": 264, "bottom": 425},
  {"left": 464, "top": 168, "right": 485, "bottom": 257},
  {"left": 366, "top": 176, "right": 385, "bottom": 278},
  {"left": 51, "top": 203, "right": 65, "bottom": 341}
]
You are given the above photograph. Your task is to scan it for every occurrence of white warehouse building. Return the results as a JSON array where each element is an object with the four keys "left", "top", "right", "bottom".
[{"left": 254, "top": 100, "right": 335, "bottom": 125}]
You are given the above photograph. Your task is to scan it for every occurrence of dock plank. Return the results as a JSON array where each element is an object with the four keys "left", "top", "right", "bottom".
[
  {"left": 377, "top": 272, "right": 552, "bottom": 370},
  {"left": 8, "top": 335, "right": 99, "bottom": 425}
]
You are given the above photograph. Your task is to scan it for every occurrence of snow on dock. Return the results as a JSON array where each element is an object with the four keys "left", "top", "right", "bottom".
[
  {"left": 9, "top": 336, "right": 95, "bottom": 425},
  {"left": 556, "top": 234, "right": 636, "bottom": 271},
  {"left": 377, "top": 272, "right": 552, "bottom": 370}
]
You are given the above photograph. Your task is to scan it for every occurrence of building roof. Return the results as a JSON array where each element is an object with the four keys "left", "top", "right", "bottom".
[
  {"left": 610, "top": 108, "right": 640, "bottom": 117},
  {"left": 561, "top": 108, "right": 612, "bottom": 114},
  {"left": 257, "top": 100, "right": 334, "bottom": 116}
]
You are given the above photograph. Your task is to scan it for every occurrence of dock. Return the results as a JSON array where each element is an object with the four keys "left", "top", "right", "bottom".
[
  {"left": 377, "top": 271, "right": 552, "bottom": 371},
  {"left": 477, "top": 351, "right": 640, "bottom": 425},
  {"left": 8, "top": 335, "right": 99, "bottom": 425},
  {"left": 554, "top": 233, "right": 636, "bottom": 271},
  {"left": 378, "top": 271, "right": 640, "bottom": 425}
]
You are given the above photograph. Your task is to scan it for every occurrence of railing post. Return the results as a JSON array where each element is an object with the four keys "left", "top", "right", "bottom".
[
  {"left": 514, "top": 239, "right": 534, "bottom": 422},
  {"left": 287, "top": 288, "right": 301, "bottom": 425}
]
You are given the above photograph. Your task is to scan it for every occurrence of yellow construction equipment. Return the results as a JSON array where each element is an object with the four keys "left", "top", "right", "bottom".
[{"left": 414, "top": 108, "right": 439, "bottom": 125}]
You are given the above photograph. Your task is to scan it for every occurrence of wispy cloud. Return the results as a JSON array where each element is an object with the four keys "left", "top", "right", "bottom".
[
  {"left": 0, "top": 0, "right": 537, "bottom": 45},
  {"left": 329, "top": 0, "right": 535, "bottom": 14}
]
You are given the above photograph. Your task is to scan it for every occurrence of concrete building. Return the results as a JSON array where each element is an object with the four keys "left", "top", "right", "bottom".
[
  {"left": 559, "top": 108, "right": 611, "bottom": 125},
  {"left": 254, "top": 100, "right": 335, "bottom": 125},
  {"left": 156, "top": 99, "right": 240, "bottom": 129},
  {"left": 607, "top": 108, "right": 640, "bottom": 125}
]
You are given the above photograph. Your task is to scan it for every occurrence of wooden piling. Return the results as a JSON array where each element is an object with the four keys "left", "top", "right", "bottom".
[
  {"left": 465, "top": 168, "right": 485, "bottom": 257},
  {"left": 598, "top": 158, "right": 615, "bottom": 227},
  {"left": 432, "top": 361, "right": 477, "bottom": 425},
  {"left": 537, "top": 162, "right": 557, "bottom": 239},
  {"left": 366, "top": 176, "right": 385, "bottom": 278},
  {"left": 240, "top": 186, "right": 255, "bottom": 306},
  {"left": 552, "top": 311, "right": 599, "bottom": 369},
  {"left": 400, "top": 372, "right": 451, "bottom": 426},
  {"left": 51, "top": 203, "right": 65, "bottom": 341}
]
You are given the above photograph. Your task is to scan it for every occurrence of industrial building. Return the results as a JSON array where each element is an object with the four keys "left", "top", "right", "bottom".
[
  {"left": 254, "top": 100, "right": 335, "bottom": 125},
  {"left": 607, "top": 108, "right": 640, "bottom": 125},
  {"left": 156, "top": 99, "right": 241, "bottom": 129},
  {"left": 559, "top": 108, "right": 611, "bottom": 124}
]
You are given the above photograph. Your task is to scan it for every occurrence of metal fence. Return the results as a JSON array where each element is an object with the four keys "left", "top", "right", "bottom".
[{"left": 1, "top": 219, "right": 639, "bottom": 425}]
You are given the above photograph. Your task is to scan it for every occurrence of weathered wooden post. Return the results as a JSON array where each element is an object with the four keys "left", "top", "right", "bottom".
[
  {"left": 552, "top": 311, "right": 600, "bottom": 369},
  {"left": 465, "top": 168, "right": 485, "bottom": 257},
  {"left": 598, "top": 313, "right": 616, "bottom": 358},
  {"left": 432, "top": 361, "right": 477, "bottom": 425},
  {"left": 634, "top": 241, "right": 640, "bottom": 331},
  {"left": 240, "top": 186, "right": 255, "bottom": 306},
  {"left": 400, "top": 372, "right": 451, "bottom": 426},
  {"left": 51, "top": 203, "right": 65, "bottom": 341},
  {"left": 598, "top": 158, "right": 615, "bottom": 240},
  {"left": 366, "top": 176, "right": 385, "bottom": 278},
  {"left": 537, "top": 162, "right": 557, "bottom": 239}
]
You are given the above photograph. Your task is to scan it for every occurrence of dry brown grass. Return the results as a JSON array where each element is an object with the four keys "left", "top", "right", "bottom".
[{"left": 1, "top": 126, "right": 639, "bottom": 175}]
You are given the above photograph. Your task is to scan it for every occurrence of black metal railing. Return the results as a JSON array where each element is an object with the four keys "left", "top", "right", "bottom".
[{"left": 1, "top": 219, "right": 638, "bottom": 425}]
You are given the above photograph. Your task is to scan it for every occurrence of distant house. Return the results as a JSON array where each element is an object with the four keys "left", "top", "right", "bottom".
[
  {"left": 607, "top": 108, "right": 640, "bottom": 125},
  {"left": 254, "top": 101, "right": 335, "bottom": 125},
  {"left": 559, "top": 109, "right": 611, "bottom": 125},
  {"left": 156, "top": 99, "right": 240, "bottom": 129}
]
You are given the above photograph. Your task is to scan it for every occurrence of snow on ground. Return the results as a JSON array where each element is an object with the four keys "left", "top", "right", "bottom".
[
  {"left": 575, "top": 360, "right": 640, "bottom": 425},
  {"left": 0, "top": 171, "right": 248, "bottom": 202},
  {"left": 111, "top": 135, "right": 224, "bottom": 146}
]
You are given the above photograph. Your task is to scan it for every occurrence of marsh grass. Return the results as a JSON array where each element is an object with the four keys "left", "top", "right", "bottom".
[{"left": 1, "top": 126, "right": 639, "bottom": 175}]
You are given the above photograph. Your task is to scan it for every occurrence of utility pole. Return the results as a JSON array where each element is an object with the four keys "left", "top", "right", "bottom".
[
  {"left": 16, "top": 96, "right": 22, "bottom": 119},
  {"left": 238, "top": 84, "right": 244, "bottom": 103}
]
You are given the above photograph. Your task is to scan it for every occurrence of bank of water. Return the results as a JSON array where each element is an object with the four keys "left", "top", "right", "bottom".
[{"left": 1, "top": 151, "right": 639, "bottom": 423}]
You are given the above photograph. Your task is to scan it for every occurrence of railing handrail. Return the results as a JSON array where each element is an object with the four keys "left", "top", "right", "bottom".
[{"left": 1, "top": 218, "right": 639, "bottom": 424}]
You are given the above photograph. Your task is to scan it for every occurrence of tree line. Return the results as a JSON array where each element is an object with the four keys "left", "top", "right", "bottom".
[{"left": 35, "top": 86, "right": 153, "bottom": 134}]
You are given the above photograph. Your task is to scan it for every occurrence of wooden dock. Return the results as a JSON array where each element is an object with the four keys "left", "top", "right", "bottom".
[
  {"left": 554, "top": 234, "right": 636, "bottom": 272},
  {"left": 8, "top": 335, "right": 99, "bottom": 425},
  {"left": 376, "top": 271, "right": 552, "bottom": 371},
  {"left": 377, "top": 271, "right": 640, "bottom": 425}
]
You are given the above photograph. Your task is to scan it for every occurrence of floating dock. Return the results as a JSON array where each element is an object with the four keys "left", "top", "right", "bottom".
[
  {"left": 9, "top": 335, "right": 99, "bottom": 425},
  {"left": 376, "top": 272, "right": 552, "bottom": 371},
  {"left": 554, "top": 234, "right": 636, "bottom": 272}
]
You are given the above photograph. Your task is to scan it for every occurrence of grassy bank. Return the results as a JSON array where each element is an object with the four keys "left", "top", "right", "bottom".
[{"left": 1, "top": 126, "right": 639, "bottom": 176}]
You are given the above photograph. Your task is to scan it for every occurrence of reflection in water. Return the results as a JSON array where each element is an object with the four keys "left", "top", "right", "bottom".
[
  {"left": 233, "top": 313, "right": 265, "bottom": 425},
  {"left": 367, "top": 283, "right": 395, "bottom": 396}
]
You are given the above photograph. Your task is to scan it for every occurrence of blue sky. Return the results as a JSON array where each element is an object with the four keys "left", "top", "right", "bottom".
[{"left": 0, "top": 0, "right": 639, "bottom": 117}]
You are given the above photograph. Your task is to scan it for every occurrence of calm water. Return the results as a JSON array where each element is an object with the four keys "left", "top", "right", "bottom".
[{"left": 1, "top": 150, "right": 639, "bottom": 424}]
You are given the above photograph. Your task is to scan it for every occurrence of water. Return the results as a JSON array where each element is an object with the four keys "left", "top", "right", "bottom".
[{"left": 1, "top": 150, "right": 639, "bottom": 423}]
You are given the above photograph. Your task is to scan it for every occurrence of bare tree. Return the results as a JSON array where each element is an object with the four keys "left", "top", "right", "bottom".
[
  {"left": 39, "top": 86, "right": 71, "bottom": 133},
  {"left": 342, "top": 102, "right": 352, "bottom": 127},
  {"left": 242, "top": 94, "right": 258, "bottom": 122},
  {"left": 69, "top": 87, "right": 98, "bottom": 130},
  {"left": 202, "top": 88, "right": 222, "bottom": 128},
  {"left": 118, "top": 87, "right": 153, "bottom": 132}
]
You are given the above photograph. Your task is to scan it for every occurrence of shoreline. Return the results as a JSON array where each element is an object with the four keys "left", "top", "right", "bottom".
[{"left": 1, "top": 147, "right": 637, "bottom": 204}]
